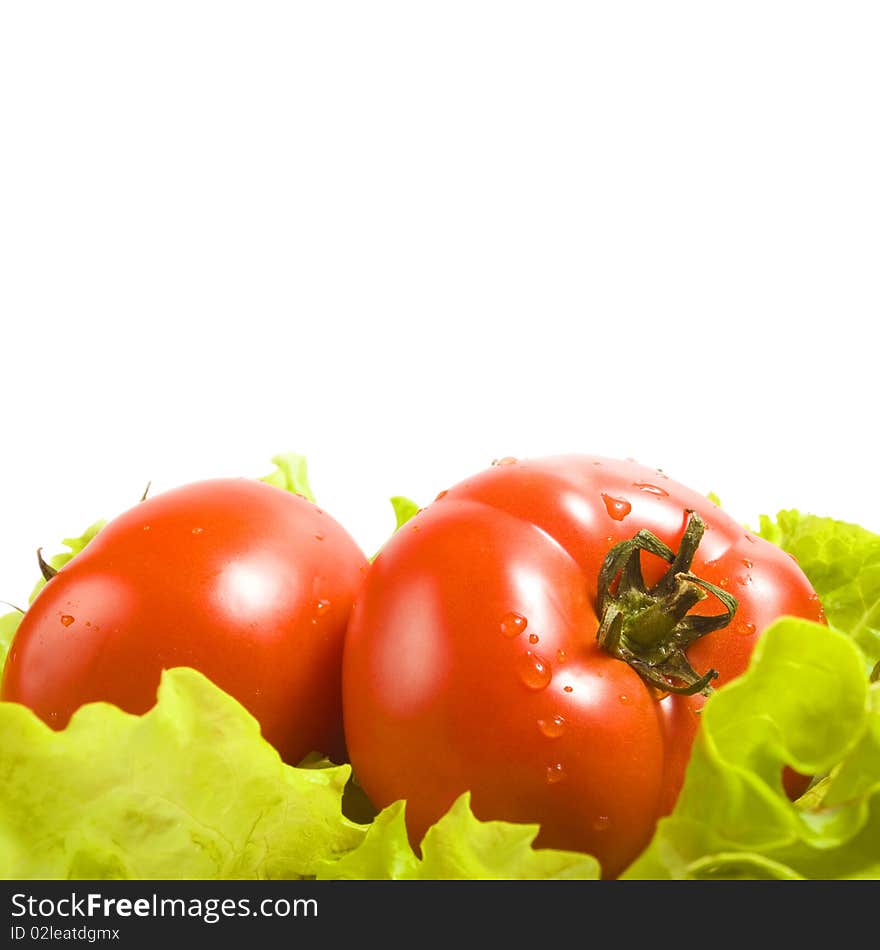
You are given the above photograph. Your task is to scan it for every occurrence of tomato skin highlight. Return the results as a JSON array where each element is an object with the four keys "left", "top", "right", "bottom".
[
  {"left": 2, "top": 478, "right": 368, "bottom": 764},
  {"left": 342, "top": 456, "right": 824, "bottom": 878}
]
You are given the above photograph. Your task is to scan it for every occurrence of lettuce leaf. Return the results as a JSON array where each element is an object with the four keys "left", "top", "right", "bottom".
[
  {"left": 622, "top": 619, "right": 880, "bottom": 879},
  {"left": 0, "top": 668, "right": 363, "bottom": 880},
  {"left": 389, "top": 496, "right": 420, "bottom": 532},
  {"left": 758, "top": 510, "right": 880, "bottom": 670},
  {"left": 259, "top": 452, "right": 315, "bottom": 502},
  {"left": 28, "top": 519, "right": 106, "bottom": 605},
  {"left": 317, "top": 794, "right": 599, "bottom": 880},
  {"left": 0, "top": 610, "right": 21, "bottom": 671}
]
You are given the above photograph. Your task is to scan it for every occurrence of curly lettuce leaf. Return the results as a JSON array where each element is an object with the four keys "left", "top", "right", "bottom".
[
  {"left": 0, "top": 668, "right": 364, "bottom": 879},
  {"left": 623, "top": 619, "right": 880, "bottom": 879},
  {"left": 758, "top": 510, "right": 880, "bottom": 671},
  {"left": 260, "top": 452, "right": 315, "bottom": 501},
  {"left": 317, "top": 793, "right": 599, "bottom": 880}
]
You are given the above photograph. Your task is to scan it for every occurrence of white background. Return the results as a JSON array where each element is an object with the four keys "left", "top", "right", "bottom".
[{"left": 1, "top": 2, "right": 878, "bottom": 608}]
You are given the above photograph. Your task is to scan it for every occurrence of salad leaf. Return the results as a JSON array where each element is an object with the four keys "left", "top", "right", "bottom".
[
  {"left": 28, "top": 519, "right": 106, "bottom": 604},
  {"left": 370, "top": 496, "right": 420, "bottom": 560},
  {"left": 0, "top": 610, "right": 21, "bottom": 671},
  {"left": 622, "top": 619, "right": 880, "bottom": 879},
  {"left": 260, "top": 451, "right": 316, "bottom": 501},
  {"left": 389, "top": 496, "right": 420, "bottom": 532},
  {"left": 318, "top": 794, "right": 600, "bottom": 880},
  {"left": 758, "top": 510, "right": 880, "bottom": 670},
  {"left": 0, "top": 667, "right": 363, "bottom": 880}
]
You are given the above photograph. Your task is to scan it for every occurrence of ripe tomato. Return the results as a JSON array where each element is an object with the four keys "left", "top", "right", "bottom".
[
  {"left": 2, "top": 478, "right": 367, "bottom": 764},
  {"left": 342, "top": 456, "right": 824, "bottom": 878}
]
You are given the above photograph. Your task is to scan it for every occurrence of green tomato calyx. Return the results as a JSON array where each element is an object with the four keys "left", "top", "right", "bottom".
[{"left": 596, "top": 511, "right": 738, "bottom": 696}]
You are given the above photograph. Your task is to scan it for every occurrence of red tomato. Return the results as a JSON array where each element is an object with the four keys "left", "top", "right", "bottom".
[
  {"left": 2, "top": 478, "right": 367, "bottom": 764},
  {"left": 342, "top": 456, "right": 824, "bottom": 878}
]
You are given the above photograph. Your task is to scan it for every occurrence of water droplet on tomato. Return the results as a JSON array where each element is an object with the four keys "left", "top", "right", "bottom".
[
  {"left": 191, "top": 527, "right": 204, "bottom": 535},
  {"left": 545, "top": 763, "right": 567, "bottom": 784},
  {"left": 601, "top": 493, "right": 632, "bottom": 521},
  {"left": 143, "top": 525, "right": 151, "bottom": 531},
  {"left": 633, "top": 482, "right": 669, "bottom": 497},
  {"left": 618, "top": 693, "right": 629, "bottom": 704},
  {"left": 563, "top": 685, "right": 574, "bottom": 693},
  {"left": 537, "top": 714, "right": 566, "bottom": 739},
  {"left": 493, "top": 456, "right": 518, "bottom": 466},
  {"left": 742, "top": 558, "right": 753, "bottom": 568},
  {"left": 740, "top": 622, "right": 757, "bottom": 637},
  {"left": 314, "top": 599, "right": 331, "bottom": 619},
  {"left": 556, "top": 649, "right": 567, "bottom": 663},
  {"left": 518, "top": 651, "right": 552, "bottom": 690},
  {"left": 60, "top": 615, "right": 74, "bottom": 627},
  {"left": 435, "top": 490, "right": 448, "bottom": 501},
  {"left": 528, "top": 633, "right": 539, "bottom": 644},
  {"left": 501, "top": 612, "right": 527, "bottom": 638},
  {"left": 744, "top": 533, "right": 758, "bottom": 544},
  {"left": 315, "top": 533, "right": 325, "bottom": 541},
  {"left": 593, "top": 815, "right": 611, "bottom": 832},
  {"left": 737, "top": 574, "right": 753, "bottom": 587}
]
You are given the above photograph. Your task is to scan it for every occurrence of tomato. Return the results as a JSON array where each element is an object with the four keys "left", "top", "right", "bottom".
[
  {"left": 2, "top": 478, "right": 367, "bottom": 764},
  {"left": 342, "top": 455, "right": 824, "bottom": 878}
]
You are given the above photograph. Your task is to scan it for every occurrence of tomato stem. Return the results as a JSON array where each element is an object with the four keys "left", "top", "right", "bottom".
[{"left": 595, "top": 511, "right": 737, "bottom": 696}]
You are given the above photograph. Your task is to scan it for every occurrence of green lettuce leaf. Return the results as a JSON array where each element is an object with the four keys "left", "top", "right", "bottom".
[
  {"left": 28, "top": 519, "right": 106, "bottom": 604},
  {"left": 0, "top": 611, "right": 22, "bottom": 671},
  {"left": 758, "top": 510, "right": 880, "bottom": 670},
  {"left": 389, "top": 496, "right": 420, "bottom": 532},
  {"left": 260, "top": 452, "right": 315, "bottom": 501},
  {"left": 370, "top": 496, "right": 420, "bottom": 561},
  {"left": 317, "top": 793, "right": 599, "bottom": 880},
  {"left": 0, "top": 667, "right": 363, "bottom": 880},
  {"left": 622, "top": 619, "right": 880, "bottom": 879}
]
